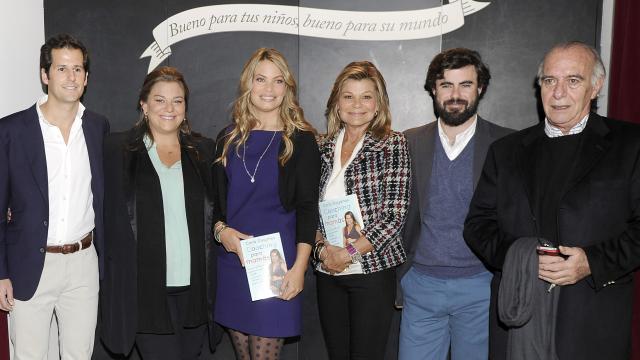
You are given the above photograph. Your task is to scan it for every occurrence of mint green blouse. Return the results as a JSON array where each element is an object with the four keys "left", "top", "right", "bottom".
[{"left": 145, "top": 136, "right": 191, "bottom": 286}]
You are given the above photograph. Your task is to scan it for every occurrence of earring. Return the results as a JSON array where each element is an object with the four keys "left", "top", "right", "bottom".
[
  {"left": 374, "top": 110, "right": 379, "bottom": 117},
  {"left": 180, "top": 117, "right": 189, "bottom": 134},
  {"left": 143, "top": 113, "right": 149, "bottom": 122}
]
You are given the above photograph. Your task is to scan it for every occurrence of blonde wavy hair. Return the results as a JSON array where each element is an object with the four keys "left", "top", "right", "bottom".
[
  {"left": 325, "top": 61, "right": 392, "bottom": 140},
  {"left": 217, "top": 48, "right": 314, "bottom": 166}
]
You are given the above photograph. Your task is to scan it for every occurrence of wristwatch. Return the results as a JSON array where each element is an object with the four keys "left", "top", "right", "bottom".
[{"left": 346, "top": 244, "right": 364, "bottom": 264}]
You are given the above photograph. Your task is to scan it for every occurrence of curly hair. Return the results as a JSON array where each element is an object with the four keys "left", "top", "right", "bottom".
[
  {"left": 217, "top": 48, "right": 315, "bottom": 166},
  {"left": 424, "top": 48, "right": 491, "bottom": 100}
]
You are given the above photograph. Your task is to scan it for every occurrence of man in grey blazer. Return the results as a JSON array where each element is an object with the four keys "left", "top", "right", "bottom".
[{"left": 397, "top": 48, "right": 512, "bottom": 360}]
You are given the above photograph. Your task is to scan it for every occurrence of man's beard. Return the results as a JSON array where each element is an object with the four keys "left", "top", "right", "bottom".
[{"left": 436, "top": 97, "right": 479, "bottom": 126}]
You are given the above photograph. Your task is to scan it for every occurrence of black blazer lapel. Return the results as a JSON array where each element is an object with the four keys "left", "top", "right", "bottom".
[
  {"left": 125, "top": 149, "right": 139, "bottom": 242},
  {"left": 517, "top": 123, "right": 545, "bottom": 218},
  {"left": 473, "top": 117, "right": 494, "bottom": 187},
  {"left": 563, "top": 114, "right": 611, "bottom": 192},
  {"left": 20, "top": 106, "right": 48, "bottom": 203},
  {"left": 183, "top": 148, "right": 205, "bottom": 242}
]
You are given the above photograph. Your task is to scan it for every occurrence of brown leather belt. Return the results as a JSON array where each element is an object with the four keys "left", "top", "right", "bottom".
[{"left": 46, "top": 232, "right": 93, "bottom": 254}]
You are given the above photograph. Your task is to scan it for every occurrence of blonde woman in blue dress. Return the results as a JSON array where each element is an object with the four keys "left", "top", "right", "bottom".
[{"left": 211, "top": 48, "right": 320, "bottom": 360}]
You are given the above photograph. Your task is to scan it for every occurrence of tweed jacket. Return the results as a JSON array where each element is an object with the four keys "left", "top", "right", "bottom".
[{"left": 318, "top": 130, "right": 410, "bottom": 273}]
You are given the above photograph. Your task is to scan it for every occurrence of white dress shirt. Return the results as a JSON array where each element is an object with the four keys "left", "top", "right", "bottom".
[
  {"left": 36, "top": 95, "right": 94, "bottom": 245},
  {"left": 437, "top": 115, "right": 478, "bottom": 161}
]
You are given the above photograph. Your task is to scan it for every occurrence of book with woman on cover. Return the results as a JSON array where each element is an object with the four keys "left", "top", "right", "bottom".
[
  {"left": 319, "top": 194, "right": 364, "bottom": 247},
  {"left": 239, "top": 232, "right": 287, "bottom": 301}
]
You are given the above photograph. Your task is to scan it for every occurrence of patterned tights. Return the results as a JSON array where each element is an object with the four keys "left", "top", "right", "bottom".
[{"left": 228, "top": 329, "right": 284, "bottom": 360}]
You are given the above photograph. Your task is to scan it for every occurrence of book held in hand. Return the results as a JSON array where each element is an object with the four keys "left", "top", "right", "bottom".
[
  {"left": 240, "top": 232, "right": 287, "bottom": 301},
  {"left": 319, "top": 194, "right": 364, "bottom": 248}
]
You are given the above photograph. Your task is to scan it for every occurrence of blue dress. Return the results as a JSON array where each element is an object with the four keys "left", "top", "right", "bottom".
[{"left": 215, "top": 130, "right": 301, "bottom": 337}]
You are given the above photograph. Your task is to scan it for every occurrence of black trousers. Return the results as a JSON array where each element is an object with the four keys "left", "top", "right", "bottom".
[
  {"left": 135, "top": 288, "right": 207, "bottom": 360},
  {"left": 316, "top": 268, "right": 396, "bottom": 360}
]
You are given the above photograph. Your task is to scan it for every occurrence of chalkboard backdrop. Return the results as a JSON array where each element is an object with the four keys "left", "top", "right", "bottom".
[{"left": 44, "top": 0, "right": 602, "bottom": 359}]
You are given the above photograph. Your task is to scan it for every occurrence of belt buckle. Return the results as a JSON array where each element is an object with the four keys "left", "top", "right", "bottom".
[{"left": 61, "top": 244, "right": 76, "bottom": 254}]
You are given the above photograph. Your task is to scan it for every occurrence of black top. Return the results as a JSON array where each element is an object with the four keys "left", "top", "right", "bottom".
[{"left": 534, "top": 133, "right": 583, "bottom": 245}]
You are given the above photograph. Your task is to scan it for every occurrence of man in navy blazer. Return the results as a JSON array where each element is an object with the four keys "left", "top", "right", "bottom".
[{"left": 0, "top": 33, "right": 109, "bottom": 358}]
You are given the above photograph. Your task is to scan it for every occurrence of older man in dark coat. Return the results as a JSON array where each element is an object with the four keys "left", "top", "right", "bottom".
[{"left": 464, "top": 41, "right": 640, "bottom": 359}]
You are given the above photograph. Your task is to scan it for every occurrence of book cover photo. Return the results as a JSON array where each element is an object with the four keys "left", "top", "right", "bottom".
[
  {"left": 239, "top": 232, "right": 287, "bottom": 301},
  {"left": 319, "top": 194, "right": 364, "bottom": 248}
]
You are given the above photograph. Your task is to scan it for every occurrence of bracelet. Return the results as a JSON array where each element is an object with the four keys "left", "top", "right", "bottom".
[
  {"left": 312, "top": 242, "right": 322, "bottom": 261},
  {"left": 215, "top": 226, "right": 228, "bottom": 243},
  {"left": 313, "top": 242, "right": 325, "bottom": 262},
  {"left": 346, "top": 243, "right": 364, "bottom": 264},
  {"left": 318, "top": 245, "right": 327, "bottom": 262},
  {"left": 214, "top": 223, "right": 228, "bottom": 243},
  {"left": 214, "top": 221, "right": 226, "bottom": 233}
]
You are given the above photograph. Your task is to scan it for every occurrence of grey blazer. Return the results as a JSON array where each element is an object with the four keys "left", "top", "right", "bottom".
[{"left": 395, "top": 116, "right": 513, "bottom": 306}]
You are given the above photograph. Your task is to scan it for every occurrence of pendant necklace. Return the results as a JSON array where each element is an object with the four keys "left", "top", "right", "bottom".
[{"left": 242, "top": 130, "right": 277, "bottom": 183}]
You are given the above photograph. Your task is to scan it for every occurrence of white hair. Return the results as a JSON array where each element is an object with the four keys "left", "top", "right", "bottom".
[{"left": 537, "top": 41, "right": 605, "bottom": 87}]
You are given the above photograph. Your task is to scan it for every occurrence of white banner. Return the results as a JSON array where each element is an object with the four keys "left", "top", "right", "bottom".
[{"left": 140, "top": 0, "right": 490, "bottom": 72}]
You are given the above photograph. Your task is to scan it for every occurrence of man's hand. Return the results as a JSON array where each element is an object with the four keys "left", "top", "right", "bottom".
[
  {"left": 538, "top": 246, "right": 591, "bottom": 286},
  {"left": 0, "top": 279, "right": 14, "bottom": 311}
]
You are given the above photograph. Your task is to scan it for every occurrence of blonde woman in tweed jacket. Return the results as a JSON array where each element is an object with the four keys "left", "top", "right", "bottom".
[{"left": 313, "top": 61, "right": 411, "bottom": 360}]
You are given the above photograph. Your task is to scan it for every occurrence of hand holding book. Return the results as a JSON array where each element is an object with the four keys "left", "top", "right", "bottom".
[
  {"left": 320, "top": 244, "right": 352, "bottom": 274},
  {"left": 216, "top": 221, "right": 252, "bottom": 266},
  {"left": 279, "top": 265, "right": 305, "bottom": 301},
  {"left": 240, "top": 233, "right": 289, "bottom": 301}
]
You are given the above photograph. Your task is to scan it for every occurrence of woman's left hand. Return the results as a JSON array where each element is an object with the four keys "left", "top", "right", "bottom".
[{"left": 279, "top": 265, "right": 305, "bottom": 301}]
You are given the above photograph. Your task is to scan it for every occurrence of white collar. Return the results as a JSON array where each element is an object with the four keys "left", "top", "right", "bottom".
[
  {"left": 35, "top": 94, "right": 86, "bottom": 126},
  {"left": 544, "top": 114, "right": 589, "bottom": 138},
  {"left": 437, "top": 115, "right": 478, "bottom": 160}
]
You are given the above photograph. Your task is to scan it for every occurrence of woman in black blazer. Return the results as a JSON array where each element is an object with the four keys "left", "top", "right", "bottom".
[{"left": 99, "top": 66, "right": 218, "bottom": 359}]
